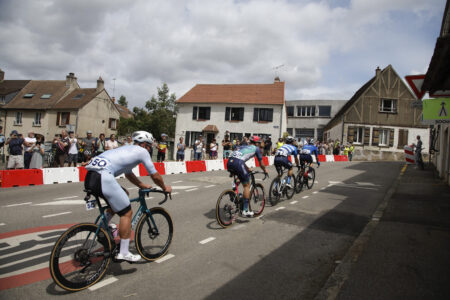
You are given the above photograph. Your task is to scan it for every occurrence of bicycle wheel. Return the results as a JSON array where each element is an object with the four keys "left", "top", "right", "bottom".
[
  {"left": 295, "top": 170, "right": 304, "bottom": 194},
  {"left": 285, "top": 175, "right": 296, "bottom": 199},
  {"left": 269, "top": 177, "right": 282, "bottom": 206},
  {"left": 49, "top": 223, "right": 112, "bottom": 291},
  {"left": 216, "top": 189, "right": 239, "bottom": 228},
  {"left": 135, "top": 207, "right": 173, "bottom": 261},
  {"left": 250, "top": 183, "right": 265, "bottom": 216},
  {"left": 306, "top": 167, "right": 316, "bottom": 189}
]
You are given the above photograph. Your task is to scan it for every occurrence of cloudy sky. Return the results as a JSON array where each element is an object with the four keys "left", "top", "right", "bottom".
[{"left": 0, "top": 0, "right": 445, "bottom": 108}]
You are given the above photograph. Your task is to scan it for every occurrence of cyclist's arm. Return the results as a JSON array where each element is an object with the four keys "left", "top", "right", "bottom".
[
  {"left": 313, "top": 149, "right": 320, "bottom": 166},
  {"left": 255, "top": 148, "right": 268, "bottom": 174},
  {"left": 150, "top": 172, "right": 172, "bottom": 193},
  {"left": 125, "top": 172, "right": 150, "bottom": 189}
]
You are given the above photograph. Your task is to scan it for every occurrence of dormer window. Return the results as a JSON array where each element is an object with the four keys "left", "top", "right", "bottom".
[
  {"left": 73, "top": 93, "right": 85, "bottom": 100},
  {"left": 23, "top": 93, "right": 35, "bottom": 98},
  {"left": 380, "top": 99, "right": 397, "bottom": 113},
  {"left": 40, "top": 94, "right": 52, "bottom": 99}
]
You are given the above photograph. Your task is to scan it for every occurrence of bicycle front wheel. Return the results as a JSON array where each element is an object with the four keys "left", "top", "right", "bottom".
[
  {"left": 250, "top": 183, "right": 265, "bottom": 216},
  {"left": 216, "top": 190, "right": 239, "bottom": 228},
  {"left": 135, "top": 207, "right": 173, "bottom": 261},
  {"left": 306, "top": 167, "right": 316, "bottom": 189},
  {"left": 285, "top": 175, "right": 296, "bottom": 199},
  {"left": 49, "top": 223, "right": 112, "bottom": 291},
  {"left": 269, "top": 177, "right": 282, "bottom": 206}
]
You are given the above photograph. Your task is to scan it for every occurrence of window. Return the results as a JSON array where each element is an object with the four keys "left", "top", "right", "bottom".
[
  {"left": 57, "top": 112, "right": 70, "bottom": 126},
  {"left": 380, "top": 99, "right": 397, "bottom": 113},
  {"left": 109, "top": 118, "right": 118, "bottom": 129},
  {"left": 287, "top": 106, "right": 294, "bottom": 117},
  {"left": 297, "top": 106, "right": 315, "bottom": 117},
  {"left": 295, "top": 128, "right": 314, "bottom": 139},
  {"left": 40, "top": 94, "right": 52, "bottom": 99},
  {"left": 230, "top": 132, "right": 243, "bottom": 142},
  {"left": 287, "top": 128, "right": 293, "bottom": 136},
  {"left": 253, "top": 108, "right": 273, "bottom": 122},
  {"left": 33, "top": 112, "right": 42, "bottom": 126},
  {"left": 354, "top": 127, "right": 364, "bottom": 144},
  {"left": 225, "top": 107, "right": 244, "bottom": 121},
  {"left": 23, "top": 93, "right": 35, "bottom": 98},
  {"left": 318, "top": 106, "right": 331, "bottom": 117},
  {"left": 192, "top": 106, "right": 211, "bottom": 120},
  {"left": 317, "top": 128, "right": 324, "bottom": 141},
  {"left": 379, "top": 129, "right": 390, "bottom": 146},
  {"left": 397, "top": 129, "right": 409, "bottom": 149},
  {"left": 73, "top": 94, "right": 85, "bottom": 100},
  {"left": 14, "top": 112, "right": 22, "bottom": 125},
  {"left": 184, "top": 131, "right": 202, "bottom": 147},
  {"left": 1, "top": 96, "right": 6, "bottom": 104}
]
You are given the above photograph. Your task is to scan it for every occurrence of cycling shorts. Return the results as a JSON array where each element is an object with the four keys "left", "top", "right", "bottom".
[
  {"left": 299, "top": 153, "right": 313, "bottom": 165},
  {"left": 227, "top": 158, "right": 250, "bottom": 184},
  {"left": 274, "top": 155, "right": 293, "bottom": 176}
]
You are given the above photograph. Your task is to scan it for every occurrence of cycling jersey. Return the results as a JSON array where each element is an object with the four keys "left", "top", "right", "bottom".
[
  {"left": 275, "top": 144, "right": 298, "bottom": 157},
  {"left": 228, "top": 145, "right": 262, "bottom": 184},
  {"left": 301, "top": 144, "right": 318, "bottom": 156},
  {"left": 229, "top": 145, "right": 263, "bottom": 162}
]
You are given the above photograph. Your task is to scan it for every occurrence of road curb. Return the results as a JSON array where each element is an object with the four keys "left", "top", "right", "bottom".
[{"left": 314, "top": 164, "right": 407, "bottom": 300}]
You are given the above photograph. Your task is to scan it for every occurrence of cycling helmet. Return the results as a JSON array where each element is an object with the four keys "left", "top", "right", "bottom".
[
  {"left": 285, "top": 136, "right": 294, "bottom": 144},
  {"left": 250, "top": 136, "right": 261, "bottom": 143},
  {"left": 132, "top": 131, "right": 154, "bottom": 144},
  {"left": 309, "top": 138, "right": 315, "bottom": 145}
]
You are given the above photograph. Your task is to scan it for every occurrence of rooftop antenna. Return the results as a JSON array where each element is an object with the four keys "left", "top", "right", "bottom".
[
  {"left": 272, "top": 64, "right": 285, "bottom": 78},
  {"left": 112, "top": 78, "right": 116, "bottom": 98}
]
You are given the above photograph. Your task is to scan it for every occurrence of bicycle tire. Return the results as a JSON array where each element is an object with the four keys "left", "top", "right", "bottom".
[
  {"left": 250, "top": 183, "right": 265, "bottom": 216},
  {"left": 285, "top": 175, "right": 296, "bottom": 199},
  {"left": 135, "top": 207, "right": 173, "bottom": 261},
  {"left": 269, "top": 177, "right": 282, "bottom": 206},
  {"left": 306, "top": 167, "right": 316, "bottom": 189},
  {"left": 295, "top": 170, "right": 304, "bottom": 194},
  {"left": 49, "top": 223, "right": 112, "bottom": 291},
  {"left": 216, "top": 189, "right": 239, "bottom": 228}
]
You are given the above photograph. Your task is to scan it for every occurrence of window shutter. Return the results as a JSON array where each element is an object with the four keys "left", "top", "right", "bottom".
[
  {"left": 372, "top": 128, "right": 380, "bottom": 145},
  {"left": 66, "top": 113, "right": 70, "bottom": 124},
  {"left": 225, "top": 107, "right": 230, "bottom": 121},
  {"left": 185, "top": 131, "right": 190, "bottom": 146},
  {"left": 253, "top": 108, "right": 259, "bottom": 121},
  {"left": 239, "top": 108, "right": 244, "bottom": 121},
  {"left": 393, "top": 100, "right": 398, "bottom": 113},
  {"left": 205, "top": 107, "right": 211, "bottom": 120},
  {"left": 268, "top": 109, "right": 273, "bottom": 122},
  {"left": 403, "top": 129, "right": 409, "bottom": 148},
  {"left": 109, "top": 118, "right": 112, "bottom": 128},
  {"left": 192, "top": 106, "right": 197, "bottom": 120},
  {"left": 347, "top": 127, "right": 355, "bottom": 143},
  {"left": 389, "top": 129, "right": 394, "bottom": 147},
  {"left": 56, "top": 112, "right": 60, "bottom": 126},
  {"left": 397, "top": 129, "right": 404, "bottom": 149},
  {"left": 364, "top": 127, "right": 371, "bottom": 145}
]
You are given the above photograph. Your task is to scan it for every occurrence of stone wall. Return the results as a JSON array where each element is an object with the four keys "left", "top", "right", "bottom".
[{"left": 352, "top": 148, "right": 429, "bottom": 161}]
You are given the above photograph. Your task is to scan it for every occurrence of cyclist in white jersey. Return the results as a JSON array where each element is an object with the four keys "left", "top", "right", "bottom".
[{"left": 85, "top": 131, "right": 172, "bottom": 262}]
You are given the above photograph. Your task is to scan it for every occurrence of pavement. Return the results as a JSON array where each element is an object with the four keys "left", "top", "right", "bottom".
[{"left": 317, "top": 163, "right": 450, "bottom": 300}]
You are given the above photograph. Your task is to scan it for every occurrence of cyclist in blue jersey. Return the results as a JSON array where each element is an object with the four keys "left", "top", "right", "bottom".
[
  {"left": 274, "top": 136, "right": 300, "bottom": 188},
  {"left": 227, "top": 136, "right": 268, "bottom": 217},
  {"left": 299, "top": 138, "right": 320, "bottom": 168}
]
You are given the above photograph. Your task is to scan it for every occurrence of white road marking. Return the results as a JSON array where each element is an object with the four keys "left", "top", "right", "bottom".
[
  {"left": 0, "top": 241, "right": 55, "bottom": 260},
  {"left": 313, "top": 191, "right": 318, "bottom": 194},
  {"left": 315, "top": 181, "right": 319, "bottom": 184},
  {"left": 290, "top": 201, "right": 298, "bottom": 204},
  {"left": 329, "top": 181, "right": 343, "bottom": 184},
  {"left": 186, "top": 188, "right": 198, "bottom": 192},
  {"left": 302, "top": 196, "right": 309, "bottom": 199},
  {"left": 172, "top": 180, "right": 183, "bottom": 184},
  {"left": 145, "top": 197, "right": 154, "bottom": 200},
  {"left": 172, "top": 185, "right": 198, "bottom": 190},
  {"left": 88, "top": 277, "right": 118, "bottom": 291},
  {"left": 199, "top": 237, "right": 216, "bottom": 244},
  {"left": 42, "top": 211, "right": 72, "bottom": 218},
  {"left": 54, "top": 196, "right": 78, "bottom": 200},
  {"left": 0, "top": 223, "right": 5, "bottom": 226},
  {"left": 34, "top": 200, "right": 85, "bottom": 206},
  {"left": 204, "top": 185, "right": 216, "bottom": 188},
  {"left": 171, "top": 192, "right": 179, "bottom": 195},
  {"left": 321, "top": 187, "right": 326, "bottom": 190},
  {"left": 355, "top": 182, "right": 378, "bottom": 186},
  {"left": 275, "top": 207, "right": 285, "bottom": 211},
  {"left": 232, "top": 224, "right": 246, "bottom": 230},
  {"left": 256, "top": 214, "right": 264, "bottom": 219},
  {"left": 127, "top": 187, "right": 139, "bottom": 190},
  {"left": 3, "top": 202, "right": 32, "bottom": 208},
  {"left": 156, "top": 253, "right": 175, "bottom": 263}
]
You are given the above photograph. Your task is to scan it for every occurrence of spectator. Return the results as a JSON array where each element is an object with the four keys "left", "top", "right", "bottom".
[
  {"left": 194, "top": 135, "right": 203, "bottom": 160},
  {"left": 106, "top": 134, "right": 119, "bottom": 150},
  {"left": 222, "top": 135, "right": 232, "bottom": 159},
  {"left": 412, "top": 135, "right": 423, "bottom": 169},
  {"left": 176, "top": 137, "right": 186, "bottom": 161},
  {"left": 210, "top": 139, "right": 218, "bottom": 159},
  {"left": 123, "top": 136, "right": 133, "bottom": 146},
  {"left": 333, "top": 139, "right": 341, "bottom": 155},
  {"left": 277, "top": 138, "right": 284, "bottom": 150},
  {"left": 348, "top": 143, "right": 354, "bottom": 161},
  {"left": 94, "top": 133, "right": 106, "bottom": 156},
  {"left": 81, "top": 130, "right": 95, "bottom": 162},
  {"left": 157, "top": 133, "right": 168, "bottom": 162},
  {"left": 0, "top": 126, "right": 5, "bottom": 149},
  {"left": 263, "top": 137, "right": 272, "bottom": 156},
  {"left": 6, "top": 130, "right": 24, "bottom": 169},
  {"left": 54, "top": 130, "right": 69, "bottom": 167},
  {"left": 241, "top": 136, "right": 249, "bottom": 146},
  {"left": 67, "top": 131, "right": 78, "bottom": 167},
  {"left": 29, "top": 136, "right": 45, "bottom": 169},
  {"left": 23, "top": 131, "right": 36, "bottom": 169}
]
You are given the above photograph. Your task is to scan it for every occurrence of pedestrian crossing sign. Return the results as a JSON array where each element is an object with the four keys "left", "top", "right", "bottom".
[{"left": 423, "top": 98, "right": 450, "bottom": 121}]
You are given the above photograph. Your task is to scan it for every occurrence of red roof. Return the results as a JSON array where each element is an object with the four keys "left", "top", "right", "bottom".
[{"left": 177, "top": 81, "right": 285, "bottom": 105}]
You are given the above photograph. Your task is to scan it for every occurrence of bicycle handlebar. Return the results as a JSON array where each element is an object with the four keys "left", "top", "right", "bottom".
[
  {"left": 139, "top": 188, "right": 172, "bottom": 205},
  {"left": 250, "top": 171, "right": 269, "bottom": 180}
]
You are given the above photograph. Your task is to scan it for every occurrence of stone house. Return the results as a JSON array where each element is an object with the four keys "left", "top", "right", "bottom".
[{"left": 323, "top": 65, "right": 429, "bottom": 161}]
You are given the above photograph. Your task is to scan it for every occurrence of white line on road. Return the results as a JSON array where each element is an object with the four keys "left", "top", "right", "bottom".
[
  {"left": 256, "top": 214, "right": 264, "bottom": 219},
  {"left": 0, "top": 223, "right": 5, "bottom": 226},
  {"left": 329, "top": 181, "right": 343, "bottom": 184},
  {"left": 204, "top": 185, "right": 216, "bottom": 188},
  {"left": 275, "top": 207, "right": 285, "bottom": 211},
  {"left": 186, "top": 188, "right": 198, "bottom": 192},
  {"left": 232, "top": 224, "right": 246, "bottom": 230},
  {"left": 302, "top": 196, "right": 309, "bottom": 199},
  {"left": 88, "top": 277, "right": 118, "bottom": 291},
  {"left": 315, "top": 181, "right": 319, "bottom": 184},
  {"left": 34, "top": 200, "right": 85, "bottom": 206},
  {"left": 199, "top": 237, "right": 216, "bottom": 244},
  {"left": 54, "top": 196, "right": 78, "bottom": 200},
  {"left": 172, "top": 180, "right": 183, "bottom": 184},
  {"left": 313, "top": 191, "right": 318, "bottom": 194},
  {"left": 321, "top": 187, "right": 326, "bottom": 190},
  {"left": 290, "top": 201, "right": 298, "bottom": 204},
  {"left": 3, "top": 202, "right": 32, "bottom": 208},
  {"left": 156, "top": 253, "right": 175, "bottom": 263},
  {"left": 171, "top": 192, "right": 179, "bottom": 195},
  {"left": 42, "top": 211, "right": 72, "bottom": 218}
]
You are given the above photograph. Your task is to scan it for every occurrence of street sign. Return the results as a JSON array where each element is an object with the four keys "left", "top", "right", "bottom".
[
  {"left": 405, "top": 75, "right": 426, "bottom": 100},
  {"left": 423, "top": 98, "right": 450, "bottom": 121},
  {"left": 429, "top": 90, "right": 450, "bottom": 98}
]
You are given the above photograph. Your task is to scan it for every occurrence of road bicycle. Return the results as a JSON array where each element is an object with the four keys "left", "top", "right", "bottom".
[
  {"left": 216, "top": 171, "right": 268, "bottom": 228},
  {"left": 295, "top": 162, "right": 316, "bottom": 194},
  {"left": 268, "top": 165, "right": 296, "bottom": 206},
  {"left": 49, "top": 188, "right": 173, "bottom": 291}
]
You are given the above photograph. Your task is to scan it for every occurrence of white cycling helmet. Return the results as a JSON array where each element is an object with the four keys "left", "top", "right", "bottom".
[{"left": 132, "top": 131, "right": 154, "bottom": 144}]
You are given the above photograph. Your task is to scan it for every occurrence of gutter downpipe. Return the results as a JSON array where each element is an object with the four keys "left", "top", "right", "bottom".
[{"left": 280, "top": 104, "right": 284, "bottom": 138}]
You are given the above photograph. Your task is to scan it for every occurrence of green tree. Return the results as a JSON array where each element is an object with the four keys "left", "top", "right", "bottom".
[
  {"left": 118, "top": 95, "right": 128, "bottom": 107},
  {"left": 145, "top": 83, "right": 177, "bottom": 138}
]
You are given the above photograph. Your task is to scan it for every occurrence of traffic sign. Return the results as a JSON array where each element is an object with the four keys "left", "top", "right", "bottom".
[
  {"left": 405, "top": 75, "right": 426, "bottom": 100},
  {"left": 423, "top": 98, "right": 450, "bottom": 121}
]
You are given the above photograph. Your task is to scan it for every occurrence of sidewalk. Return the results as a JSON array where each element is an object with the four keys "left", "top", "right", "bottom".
[{"left": 331, "top": 164, "right": 450, "bottom": 299}]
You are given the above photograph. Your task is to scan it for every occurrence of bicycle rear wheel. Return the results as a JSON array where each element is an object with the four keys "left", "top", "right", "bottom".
[
  {"left": 135, "top": 207, "right": 173, "bottom": 261},
  {"left": 285, "top": 175, "right": 296, "bottom": 199},
  {"left": 49, "top": 223, "right": 112, "bottom": 291},
  {"left": 250, "top": 183, "right": 265, "bottom": 216},
  {"left": 306, "top": 167, "right": 316, "bottom": 189},
  {"left": 216, "top": 190, "right": 239, "bottom": 228},
  {"left": 269, "top": 177, "right": 282, "bottom": 206},
  {"left": 295, "top": 170, "right": 305, "bottom": 194}
]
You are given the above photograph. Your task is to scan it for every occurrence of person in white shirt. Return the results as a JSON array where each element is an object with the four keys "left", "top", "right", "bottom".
[
  {"left": 105, "top": 134, "right": 119, "bottom": 150},
  {"left": 24, "top": 131, "right": 37, "bottom": 169},
  {"left": 67, "top": 131, "right": 78, "bottom": 167},
  {"left": 194, "top": 136, "right": 203, "bottom": 160}
]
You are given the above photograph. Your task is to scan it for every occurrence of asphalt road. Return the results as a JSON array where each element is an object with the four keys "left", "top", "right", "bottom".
[{"left": 0, "top": 161, "right": 402, "bottom": 299}]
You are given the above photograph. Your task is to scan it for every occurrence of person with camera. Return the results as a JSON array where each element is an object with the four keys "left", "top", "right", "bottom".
[
  {"left": 29, "top": 136, "right": 45, "bottom": 169},
  {"left": 6, "top": 130, "right": 24, "bottom": 169}
]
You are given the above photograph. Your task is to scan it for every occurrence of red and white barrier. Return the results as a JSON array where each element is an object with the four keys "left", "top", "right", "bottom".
[{"left": 404, "top": 145, "right": 415, "bottom": 164}]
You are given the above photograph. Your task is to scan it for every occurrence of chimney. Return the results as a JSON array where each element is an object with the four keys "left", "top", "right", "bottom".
[
  {"left": 0, "top": 69, "right": 4, "bottom": 81},
  {"left": 274, "top": 76, "right": 281, "bottom": 82},
  {"left": 65, "top": 72, "right": 77, "bottom": 88},
  {"left": 375, "top": 66, "right": 381, "bottom": 77},
  {"left": 111, "top": 96, "right": 116, "bottom": 103},
  {"left": 96, "top": 76, "right": 104, "bottom": 92}
]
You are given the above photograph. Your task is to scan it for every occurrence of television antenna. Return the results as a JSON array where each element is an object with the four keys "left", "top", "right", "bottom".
[{"left": 272, "top": 64, "right": 285, "bottom": 78}]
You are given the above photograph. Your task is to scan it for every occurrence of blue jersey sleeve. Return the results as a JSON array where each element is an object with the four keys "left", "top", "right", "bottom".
[{"left": 255, "top": 147, "right": 263, "bottom": 162}]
